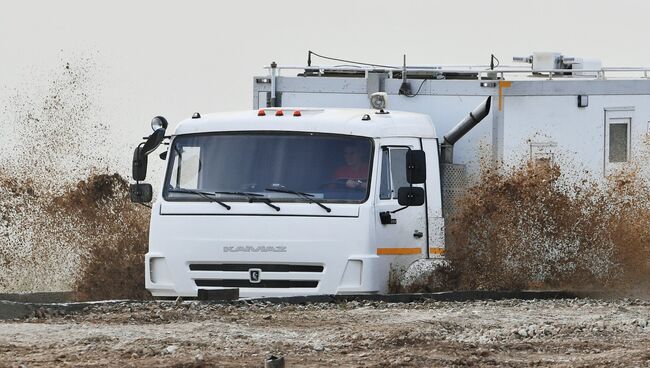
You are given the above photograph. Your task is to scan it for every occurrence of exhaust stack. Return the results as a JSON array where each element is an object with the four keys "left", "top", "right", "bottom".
[{"left": 441, "top": 96, "right": 492, "bottom": 164}]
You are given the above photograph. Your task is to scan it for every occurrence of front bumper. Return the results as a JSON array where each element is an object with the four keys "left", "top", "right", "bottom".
[{"left": 145, "top": 253, "right": 385, "bottom": 298}]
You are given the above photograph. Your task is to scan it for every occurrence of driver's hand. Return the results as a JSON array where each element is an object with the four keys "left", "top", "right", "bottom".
[
  {"left": 346, "top": 179, "right": 366, "bottom": 189},
  {"left": 345, "top": 179, "right": 357, "bottom": 189}
]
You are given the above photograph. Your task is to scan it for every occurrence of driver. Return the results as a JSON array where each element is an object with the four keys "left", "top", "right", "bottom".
[{"left": 333, "top": 145, "right": 368, "bottom": 189}]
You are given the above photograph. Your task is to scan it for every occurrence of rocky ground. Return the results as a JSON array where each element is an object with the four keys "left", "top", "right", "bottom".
[{"left": 1, "top": 298, "right": 650, "bottom": 367}]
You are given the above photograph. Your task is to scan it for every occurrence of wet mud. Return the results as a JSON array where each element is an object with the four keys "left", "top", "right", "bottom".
[
  {"left": 0, "top": 164, "right": 150, "bottom": 301},
  {"left": 55, "top": 173, "right": 151, "bottom": 300},
  {"left": 0, "top": 58, "right": 150, "bottom": 300},
  {"left": 447, "top": 162, "right": 650, "bottom": 293}
]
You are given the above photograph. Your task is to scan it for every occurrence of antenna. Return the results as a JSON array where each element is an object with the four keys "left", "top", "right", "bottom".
[
  {"left": 490, "top": 54, "right": 499, "bottom": 70},
  {"left": 398, "top": 54, "right": 412, "bottom": 96}
]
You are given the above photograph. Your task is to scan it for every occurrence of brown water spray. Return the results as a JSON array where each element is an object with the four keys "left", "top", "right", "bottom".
[
  {"left": 0, "top": 57, "right": 150, "bottom": 300},
  {"left": 446, "top": 161, "right": 650, "bottom": 294}
]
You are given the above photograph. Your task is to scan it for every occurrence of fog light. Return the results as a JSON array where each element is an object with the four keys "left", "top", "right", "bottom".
[
  {"left": 150, "top": 257, "right": 171, "bottom": 284},
  {"left": 339, "top": 260, "right": 362, "bottom": 288}
]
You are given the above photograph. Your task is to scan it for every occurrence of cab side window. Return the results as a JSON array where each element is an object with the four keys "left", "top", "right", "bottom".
[{"left": 379, "top": 148, "right": 409, "bottom": 200}]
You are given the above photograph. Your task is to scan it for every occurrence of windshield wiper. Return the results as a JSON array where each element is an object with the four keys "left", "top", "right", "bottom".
[
  {"left": 248, "top": 197, "right": 281, "bottom": 211},
  {"left": 212, "top": 191, "right": 263, "bottom": 198},
  {"left": 265, "top": 187, "right": 331, "bottom": 213},
  {"left": 212, "top": 191, "right": 280, "bottom": 212},
  {"left": 168, "top": 188, "right": 231, "bottom": 210}
]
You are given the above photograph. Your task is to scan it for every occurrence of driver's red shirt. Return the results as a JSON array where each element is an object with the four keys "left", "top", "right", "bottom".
[{"left": 333, "top": 165, "right": 369, "bottom": 180}]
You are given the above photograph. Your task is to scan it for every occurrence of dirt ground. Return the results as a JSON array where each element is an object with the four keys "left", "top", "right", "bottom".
[{"left": 1, "top": 298, "right": 650, "bottom": 367}]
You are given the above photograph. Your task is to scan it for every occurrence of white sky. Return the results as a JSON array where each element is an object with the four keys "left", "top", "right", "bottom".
[{"left": 2, "top": 0, "right": 650, "bottom": 174}]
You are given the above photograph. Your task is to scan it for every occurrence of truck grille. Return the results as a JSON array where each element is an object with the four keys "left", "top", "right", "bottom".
[
  {"left": 194, "top": 279, "right": 319, "bottom": 288},
  {"left": 190, "top": 263, "right": 323, "bottom": 289},
  {"left": 189, "top": 263, "right": 323, "bottom": 273}
]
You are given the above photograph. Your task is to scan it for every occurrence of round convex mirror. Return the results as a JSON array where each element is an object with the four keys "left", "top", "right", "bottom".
[{"left": 151, "top": 116, "right": 168, "bottom": 131}]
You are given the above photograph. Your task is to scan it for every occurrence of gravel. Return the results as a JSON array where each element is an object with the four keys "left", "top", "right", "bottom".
[{"left": 1, "top": 298, "right": 650, "bottom": 367}]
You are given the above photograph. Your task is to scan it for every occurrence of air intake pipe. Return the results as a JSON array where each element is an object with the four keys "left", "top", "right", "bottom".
[{"left": 441, "top": 96, "right": 492, "bottom": 164}]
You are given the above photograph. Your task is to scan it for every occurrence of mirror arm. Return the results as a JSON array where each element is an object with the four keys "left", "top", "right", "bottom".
[
  {"left": 401, "top": 146, "right": 411, "bottom": 186},
  {"left": 391, "top": 205, "right": 409, "bottom": 214}
]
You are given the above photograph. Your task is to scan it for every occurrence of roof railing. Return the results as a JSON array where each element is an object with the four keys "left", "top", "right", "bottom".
[{"left": 263, "top": 64, "right": 650, "bottom": 80}]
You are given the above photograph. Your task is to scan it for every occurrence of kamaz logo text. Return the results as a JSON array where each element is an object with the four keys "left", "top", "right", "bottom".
[{"left": 223, "top": 246, "right": 287, "bottom": 253}]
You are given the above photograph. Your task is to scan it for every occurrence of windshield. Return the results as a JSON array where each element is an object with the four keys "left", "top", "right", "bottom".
[{"left": 164, "top": 132, "right": 373, "bottom": 203}]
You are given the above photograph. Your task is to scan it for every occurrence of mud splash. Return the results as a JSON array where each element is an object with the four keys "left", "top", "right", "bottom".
[
  {"left": 3, "top": 56, "right": 112, "bottom": 190},
  {"left": 447, "top": 162, "right": 650, "bottom": 293},
  {"left": 54, "top": 174, "right": 151, "bottom": 300},
  {"left": 0, "top": 172, "right": 150, "bottom": 300},
  {"left": 0, "top": 57, "right": 150, "bottom": 300}
]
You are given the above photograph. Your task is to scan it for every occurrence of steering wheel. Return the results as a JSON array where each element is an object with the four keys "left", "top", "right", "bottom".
[
  {"left": 239, "top": 183, "right": 260, "bottom": 191},
  {"left": 320, "top": 178, "right": 366, "bottom": 191}
]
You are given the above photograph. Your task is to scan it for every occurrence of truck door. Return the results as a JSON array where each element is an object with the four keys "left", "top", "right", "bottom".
[{"left": 374, "top": 138, "right": 428, "bottom": 273}]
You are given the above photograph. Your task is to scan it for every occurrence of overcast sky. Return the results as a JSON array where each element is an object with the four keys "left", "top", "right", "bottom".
[{"left": 2, "top": 0, "right": 649, "bottom": 174}]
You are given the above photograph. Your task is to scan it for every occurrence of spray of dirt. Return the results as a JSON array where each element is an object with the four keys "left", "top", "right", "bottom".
[
  {"left": 52, "top": 174, "right": 151, "bottom": 300},
  {"left": 0, "top": 56, "right": 151, "bottom": 300},
  {"left": 446, "top": 161, "right": 650, "bottom": 294}
]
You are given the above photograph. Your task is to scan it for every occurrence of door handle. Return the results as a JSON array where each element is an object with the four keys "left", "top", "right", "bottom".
[{"left": 413, "top": 230, "right": 423, "bottom": 238}]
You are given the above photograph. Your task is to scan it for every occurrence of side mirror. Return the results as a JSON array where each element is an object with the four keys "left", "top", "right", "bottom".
[
  {"left": 398, "top": 187, "right": 425, "bottom": 206},
  {"left": 151, "top": 116, "right": 168, "bottom": 131},
  {"left": 131, "top": 116, "right": 168, "bottom": 191},
  {"left": 130, "top": 183, "right": 153, "bottom": 203},
  {"left": 132, "top": 146, "right": 148, "bottom": 181},
  {"left": 141, "top": 128, "right": 166, "bottom": 156},
  {"left": 406, "top": 150, "right": 426, "bottom": 184}
]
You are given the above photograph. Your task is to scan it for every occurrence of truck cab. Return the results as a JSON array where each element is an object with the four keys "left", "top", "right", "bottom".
[{"left": 139, "top": 108, "right": 445, "bottom": 298}]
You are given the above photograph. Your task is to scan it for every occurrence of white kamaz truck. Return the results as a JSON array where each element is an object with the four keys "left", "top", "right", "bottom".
[{"left": 131, "top": 52, "right": 650, "bottom": 298}]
